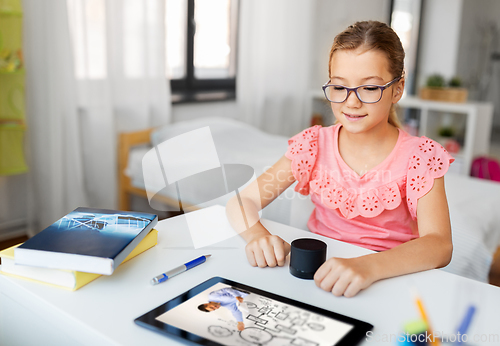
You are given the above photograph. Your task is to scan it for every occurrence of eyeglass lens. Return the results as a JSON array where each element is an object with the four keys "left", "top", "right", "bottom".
[{"left": 324, "top": 85, "right": 382, "bottom": 103}]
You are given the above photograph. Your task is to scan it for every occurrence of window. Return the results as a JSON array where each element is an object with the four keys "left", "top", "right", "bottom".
[
  {"left": 166, "top": 0, "right": 239, "bottom": 103},
  {"left": 67, "top": 0, "right": 107, "bottom": 80},
  {"left": 389, "top": 0, "right": 423, "bottom": 95},
  {"left": 67, "top": 0, "right": 238, "bottom": 104}
]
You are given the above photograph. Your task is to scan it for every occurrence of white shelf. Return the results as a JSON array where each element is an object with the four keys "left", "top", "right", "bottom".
[
  {"left": 398, "top": 96, "right": 494, "bottom": 176},
  {"left": 398, "top": 96, "right": 491, "bottom": 113}
]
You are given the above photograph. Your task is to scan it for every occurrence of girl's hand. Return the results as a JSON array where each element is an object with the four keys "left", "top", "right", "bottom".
[
  {"left": 314, "top": 256, "right": 377, "bottom": 298},
  {"left": 245, "top": 232, "right": 291, "bottom": 268}
]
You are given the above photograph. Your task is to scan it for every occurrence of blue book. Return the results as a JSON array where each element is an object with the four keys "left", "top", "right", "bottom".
[{"left": 14, "top": 207, "right": 158, "bottom": 275}]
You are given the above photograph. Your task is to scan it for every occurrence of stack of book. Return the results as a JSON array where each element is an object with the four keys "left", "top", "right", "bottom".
[{"left": 0, "top": 207, "right": 158, "bottom": 291}]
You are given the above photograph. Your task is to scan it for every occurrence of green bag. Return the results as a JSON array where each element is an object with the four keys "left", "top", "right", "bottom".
[{"left": 0, "top": 123, "right": 27, "bottom": 175}]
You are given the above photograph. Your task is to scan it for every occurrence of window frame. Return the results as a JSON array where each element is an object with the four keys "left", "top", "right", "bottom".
[
  {"left": 388, "top": 0, "right": 423, "bottom": 95},
  {"left": 170, "top": 0, "right": 238, "bottom": 104}
]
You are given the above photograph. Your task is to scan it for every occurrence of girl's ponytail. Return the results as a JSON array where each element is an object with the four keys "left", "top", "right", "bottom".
[{"left": 389, "top": 105, "right": 403, "bottom": 129}]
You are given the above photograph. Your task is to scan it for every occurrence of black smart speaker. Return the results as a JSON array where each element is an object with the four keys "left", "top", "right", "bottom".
[{"left": 289, "top": 238, "right": 327, "bottom": 280}]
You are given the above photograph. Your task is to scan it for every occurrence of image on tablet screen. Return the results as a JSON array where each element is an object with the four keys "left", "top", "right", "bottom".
[{"left": 156, "top": 282, "right": 354, "bottom": 346}]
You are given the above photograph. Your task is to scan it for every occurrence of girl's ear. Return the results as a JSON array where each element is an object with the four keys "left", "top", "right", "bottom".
[{"left": 392, "top": 78, "right": 405, "bottom": 103}]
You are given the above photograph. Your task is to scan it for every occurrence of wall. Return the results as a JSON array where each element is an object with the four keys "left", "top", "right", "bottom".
[
  {"left": 310, "top": 0, "right": 392, "bottom": 89},
  {"left": 0, "top": 175, "right": 28, "bottom": 240},
  {"left": 456, "top": 0, "right": 500, "bottom": 127},
  {"left": 172, "top": 100, "right": 238, "bottom": 123},
  {"left": 416, "top": 0, "right": 463, "bottom": 88}
]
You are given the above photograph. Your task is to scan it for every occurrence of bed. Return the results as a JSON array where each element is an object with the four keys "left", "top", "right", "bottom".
[{"left": 119, "top": 117, "right": 500, "bottom": 283}]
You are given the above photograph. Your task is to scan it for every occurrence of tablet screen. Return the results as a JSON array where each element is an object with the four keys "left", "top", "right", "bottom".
[{"left": 135, "top": 277, "right": 372, "bottom": 346}]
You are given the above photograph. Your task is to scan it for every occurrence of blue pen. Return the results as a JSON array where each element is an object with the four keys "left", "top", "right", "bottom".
[
  {"left": 454, "top": 305, "right": 476, "bottom": 345},
  {"left": 150, "top": 255, "right": 211, "bottom": 285}
]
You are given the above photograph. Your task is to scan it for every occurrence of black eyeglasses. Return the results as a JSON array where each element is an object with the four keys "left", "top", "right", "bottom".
[{"left": 322, "top": 76, "right": 402, "bottom": 104}]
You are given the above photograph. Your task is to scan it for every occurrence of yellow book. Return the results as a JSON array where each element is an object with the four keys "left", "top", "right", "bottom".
[{"left": 0, "top": 229, "right": 157, "bottom": 291}]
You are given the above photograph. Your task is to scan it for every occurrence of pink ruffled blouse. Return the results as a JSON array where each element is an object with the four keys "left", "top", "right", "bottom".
[{"left": 285, "top": 124, "right": 455, "bottom": 251}]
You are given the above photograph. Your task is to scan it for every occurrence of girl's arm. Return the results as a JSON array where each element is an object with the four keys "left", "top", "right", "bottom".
[
  {"left": 314, "top": 177, "right": 453, "bottom": 297},
  {"left": 226, "top": 155, "right": 296, "bottom": 267}
]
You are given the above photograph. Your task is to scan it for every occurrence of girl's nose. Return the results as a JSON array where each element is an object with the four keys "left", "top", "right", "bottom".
[{"left": 345, "top": 90, "right": 362, "bottom": 107}]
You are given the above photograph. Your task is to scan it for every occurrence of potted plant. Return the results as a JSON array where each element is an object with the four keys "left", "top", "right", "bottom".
[
  {"left": 436, "top": 125, "right": 461, "bottom": 154},
  {"left": 420, "top": 74, "right": 468, "bottom": 103}
]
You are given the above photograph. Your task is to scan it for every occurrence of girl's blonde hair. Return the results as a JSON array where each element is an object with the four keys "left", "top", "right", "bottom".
[{"left": 329, "top": 20, "right": 405, "bottom": 128}]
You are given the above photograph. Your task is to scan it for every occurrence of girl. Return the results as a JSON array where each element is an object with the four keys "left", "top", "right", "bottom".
[{"left": 226, "top": 20, "right": 453, "bottom": 298}]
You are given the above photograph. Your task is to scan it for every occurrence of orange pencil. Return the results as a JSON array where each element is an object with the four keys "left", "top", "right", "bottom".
[{"left": 412, "top": 289, "right": 441, "bottom": 346}]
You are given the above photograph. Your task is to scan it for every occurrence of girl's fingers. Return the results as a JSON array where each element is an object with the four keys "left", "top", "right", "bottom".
[
  {"left": 273, "top": 240, "right": 290, "bottom": 266},
  {"left": 343, "top": 279, "right": 362, "bottom": 298},
  {"left": 253, "top": 247, "right": 268, "bottom": 268},
  {"left": 273, "top": 246, "right": 285, "bottom": 266},
  {"left": 246, "top": 236, "right": 290, "bottom": 268},
  {"left": 283, "top": 241, "right": 291, "bottom": 256},
  {"left": 316, "top": 267, "right": 341, "bottom": 292},
  {"left": 331, "top": 273, "right": 352, "bottom": 297},
  {"left": 245, "top": 246, "right": 258, "bottom": 267},
  {"left": 246, "top": 243, "right": 266, "bottom": 267},
  {"left": 262, "top": 245, "right": 278, "bottom": 267},
  {"left": 314, "top": 260, "right": 332, "bottom": 283},
  {"left": 315, "top": 257, "right": 371, "bottom": 297}
]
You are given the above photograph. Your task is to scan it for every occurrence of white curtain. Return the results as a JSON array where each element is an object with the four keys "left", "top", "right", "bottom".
[
  {"left": 24, "top": 0, "right": 171, "bottom": 231},
  {"left": 24, "top": 0, "right": 88, "bottom": 232},
  {"left": 237, "top": 0, "right": 314, "bottom": 137}
]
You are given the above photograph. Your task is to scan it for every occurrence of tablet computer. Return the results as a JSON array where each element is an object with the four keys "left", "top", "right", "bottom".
[{"left": 135, "top": 277, "right": 373, "bottom": 346}]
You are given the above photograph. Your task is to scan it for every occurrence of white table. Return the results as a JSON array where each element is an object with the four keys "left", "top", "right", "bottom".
[{"left": 1, "top": 205, "right": 500, "bottom": 346}]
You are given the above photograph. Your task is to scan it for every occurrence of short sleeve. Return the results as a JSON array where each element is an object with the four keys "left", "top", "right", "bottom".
[
  {"left": 285, "top": 125, "right": 321, "bottom": 195},
  {"left": 406, "top": 137, "right": 455, "bottom": 219}
]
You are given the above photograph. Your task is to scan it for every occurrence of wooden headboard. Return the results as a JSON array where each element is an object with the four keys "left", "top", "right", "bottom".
[
  {"left": 117, "top": 128, "right": 197, "bottom": 212},
  {"left": 118, "top": 128, "right": 154, "bottom": 211}
]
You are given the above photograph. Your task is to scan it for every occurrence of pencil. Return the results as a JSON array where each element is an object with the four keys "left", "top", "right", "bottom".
[
  {"left": 454, "top": 305, "right": 476, "bottom": 345},
  {"left": 411, "top": 288, "right": 441, "bottom": 346}
]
